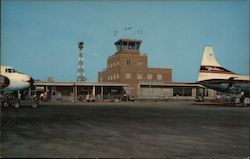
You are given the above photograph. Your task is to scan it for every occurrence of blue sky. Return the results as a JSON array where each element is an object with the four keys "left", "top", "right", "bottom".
[{"left": 1, "top": 0, "right": 249, "bottom": 82}]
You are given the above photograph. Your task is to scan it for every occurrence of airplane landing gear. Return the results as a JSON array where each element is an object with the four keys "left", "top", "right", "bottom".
[
  {"left": 1, "top": 93, "right": 28, "bottom": 108},
  {"left": 1, "top": 94, "right": 19, "bottom": 108},
  {"left": 32, "top": 102, "right": 38, "bottom": 108},
  {"left": 1, "top": 88, "right": 39, "bottom": 109},
  {"left": 4, "top": 101, "right": 10, "bottom": 107},
  {"left": 230, "top": 96, "right": 249, "bottom": 107},
  {"left": 1, "top": 94, "right": 12, "bottom": 108}
]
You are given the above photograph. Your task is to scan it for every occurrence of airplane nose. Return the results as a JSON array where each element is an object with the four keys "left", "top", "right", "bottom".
[{"left": 27, "top": 77, "right": 34, "bottom": 86}]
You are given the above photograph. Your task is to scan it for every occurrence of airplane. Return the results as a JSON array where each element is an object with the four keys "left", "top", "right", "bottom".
[
  {"left": 197, "top": 46, "right": 250, "bottom": 104},
  {"left": 0, "top": 65, "right": 38, "bottom": 108}
]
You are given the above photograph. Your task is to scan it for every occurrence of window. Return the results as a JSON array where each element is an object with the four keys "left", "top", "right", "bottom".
[
  {"left": 147, "top": 74, "right": 152, "bottom": 80},
  {"left": 126, "top": 59, "right": 131, "bottom": 66},
  {"left": 100, "top": 77, "right": 103, "bottom": 82},
  {"left": 117, "top": 61, "right": 119, "bottom": 66},
  {"left": 5, "top": 68, "right": 17, "bottom": 73},
  {"left": 157, "top": 74, "right": 162, "bottom": 80},
  {"left": 114, "top": 63, "right": 116, "bottom": 67},
  {"left": 108, "top": 76, "right": 110, "bottom": 81},
  {"left": 113, "top": 74, "right": 116, "bottom": 80},
  {"left": 173, "top": 87, "right": 192, "bottom": 96},
  {"left": 137, "top": 73, "right": 142, "bottom": 80},
  {"left": 196, "top": 88, "right": 208, "bottom": 97},
  {"left": 137, "top": 60, "right": 143, "bottom": 66},
  {"left": 111, "top": 63, "right": 113, "bottom": 68},
  {"left": 117, "top": 73, "right": 119, "bottom": 79},
  {"left": 125, "top": 73, "right": 131, "bottom": 79}
]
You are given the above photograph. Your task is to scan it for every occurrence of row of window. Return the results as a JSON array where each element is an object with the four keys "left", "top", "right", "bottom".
[
  {"left": 116, "top": 43, "right": 140, "bottom": 50},
  {"left": 101, "top": 73, "right": 162, "bottom": 81},
  {"left": 108, "top": 61, "right": 120, "bottom": 68},
  {"left": 125, "top": 59, "right": 143, "bottom": 66},
  {"left": 5, "top": 68, "right": 17, "bottom": 73},
  {"left": 125, "top": 73, "right": 162, "bottom": 80},
  {"left": 173, "top": 87, "right": 192, "bottom": 96},
  {"left": 108, "top": 59, "right": 143, "bottom": 68},
  {"left": 108, "top": 73, "right": 120, "bottom": 81},
  {"left": 99, "top": 74, "right": 120, "bottom": 81}
]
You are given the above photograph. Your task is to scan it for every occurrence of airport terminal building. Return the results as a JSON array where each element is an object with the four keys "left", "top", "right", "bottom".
[
  {"left": 33, "top": 38, "right": 216, "bottom": 102},
  {"left": 34, "top": 80, "right": 215, "bottom": 102}
]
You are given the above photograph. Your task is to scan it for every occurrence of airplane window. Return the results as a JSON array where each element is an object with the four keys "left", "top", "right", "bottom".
[
  {"left": 4, "top": 68, "right": 18, "bottom": 73},
  {"left": 5, "top": 69, "right": 17, "bottom": 73}
]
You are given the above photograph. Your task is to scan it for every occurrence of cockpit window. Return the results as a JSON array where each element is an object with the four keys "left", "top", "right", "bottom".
[{"left": 5, "top": 68, "right": 17, "bottom": 73}]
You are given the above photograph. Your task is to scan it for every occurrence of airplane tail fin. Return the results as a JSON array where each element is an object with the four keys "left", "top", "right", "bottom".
[
  {"left": 200, "top": 46, "right": 221, "bottom": 67},
  {"left": 198, "top": 46, "right": 236, "bottom": 82}
]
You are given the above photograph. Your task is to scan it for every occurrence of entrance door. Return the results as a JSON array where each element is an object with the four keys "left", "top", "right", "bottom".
[{"left": 51, "top": 87, "right": 57, "bottom": 102}]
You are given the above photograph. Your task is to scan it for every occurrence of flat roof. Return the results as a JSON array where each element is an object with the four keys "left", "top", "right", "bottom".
[
  {"left": 35, "top": 81, "right": 203, "bottom": 88},
  {"left": 34, "top": 81, "right": 129, "bottom": 87},
  {"left": 139, "top": 81, "right": 204, "bottom": 87}
]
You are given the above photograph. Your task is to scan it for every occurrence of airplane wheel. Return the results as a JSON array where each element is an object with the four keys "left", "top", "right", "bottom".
[
  {"left": 14, "top": 102, "right": 20, "bottom": 108},
  {"left": 4, "top": 102, "right": 9, "bottom": 107},
  {"left": 32, "top": 103, "right": 38, "bottom": 108}
]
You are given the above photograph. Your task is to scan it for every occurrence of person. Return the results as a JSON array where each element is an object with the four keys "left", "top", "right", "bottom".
[
  {"left": 176, "top": 94, "right": 179, "bottom": 100},
  {"left": 123, "top": 93, "right": 128, "bottom": 102},
  {"left": 44, "top": 92, "right": 47, "bottom": 102},
  {"left": 40, "top": 93, "right": 44, "bottom": 102},
  {"left": 18, "top": 91, "right": 21, "bottom": 100},
  {"left": 240, "top": 92, "right": 245, "bottom": 103},
  {"left": 86, "top": 93, "right": 90, "bottom": 102}
]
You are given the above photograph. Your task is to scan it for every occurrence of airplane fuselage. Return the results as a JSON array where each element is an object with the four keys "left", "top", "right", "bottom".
[
  {"left": 200, "top": 79, "right": 250, "bottom": 95},
  {"left": 0, "top": 66, "right": 34, "bottom": 92}
]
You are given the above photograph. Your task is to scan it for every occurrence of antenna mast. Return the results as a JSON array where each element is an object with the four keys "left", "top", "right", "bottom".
[{"left": 77, "top": 41, "right": 87, "bottom": 82}]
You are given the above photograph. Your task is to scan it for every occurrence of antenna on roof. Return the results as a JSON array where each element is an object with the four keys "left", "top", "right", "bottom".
[
  {"left": 113, "top": 26, "right": 143, "bottom": 39},
  {"left": 137, "top": 29, "right": 143, "bottom": 39},
  {"left": 113, "top": 29, "right": 118, "bottom": 37}
]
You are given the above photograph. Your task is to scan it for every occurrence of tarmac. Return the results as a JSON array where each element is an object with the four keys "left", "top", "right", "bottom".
[{"left": 0, "top": 101, "right": 249, "bottom": 158}]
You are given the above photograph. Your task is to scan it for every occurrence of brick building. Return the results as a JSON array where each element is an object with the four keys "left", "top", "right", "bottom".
[{"left": 98, "top": 39, "right": 172, "bottom": 96}]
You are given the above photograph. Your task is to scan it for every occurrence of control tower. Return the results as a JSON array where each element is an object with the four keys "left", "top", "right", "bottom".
[
  {"left": 114, "top": 39, "right": 142, "bottom": 54},
  {"left": 77, "top": 42, "right": 87, "bottom": 82},
  {"left": 98, "top": 38, "right": 172, "bottom": 96}
]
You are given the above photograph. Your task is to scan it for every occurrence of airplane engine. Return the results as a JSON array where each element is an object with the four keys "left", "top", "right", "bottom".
[{"left": 0, "top": 75, "right": 10, "bottom": 89}]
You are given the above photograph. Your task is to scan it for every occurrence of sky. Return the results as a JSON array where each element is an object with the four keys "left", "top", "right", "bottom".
[{"left": 1, "top": 0, "right": 249, "bottom": 82}]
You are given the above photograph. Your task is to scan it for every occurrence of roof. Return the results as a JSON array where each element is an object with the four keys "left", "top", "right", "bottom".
[
  {"left": 34, "top": 81, "right": 129, "bottom": 87},
  {"left": 114, "top": 39, "right": 142, "bottom": 44},
  {"left": 139, "top": 81, "right": 204, "bottom": 87}
]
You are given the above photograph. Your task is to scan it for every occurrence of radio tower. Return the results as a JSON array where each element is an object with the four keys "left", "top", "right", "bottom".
[{"left": 77, "top": 41, "right": 87, "bottom": 81}]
